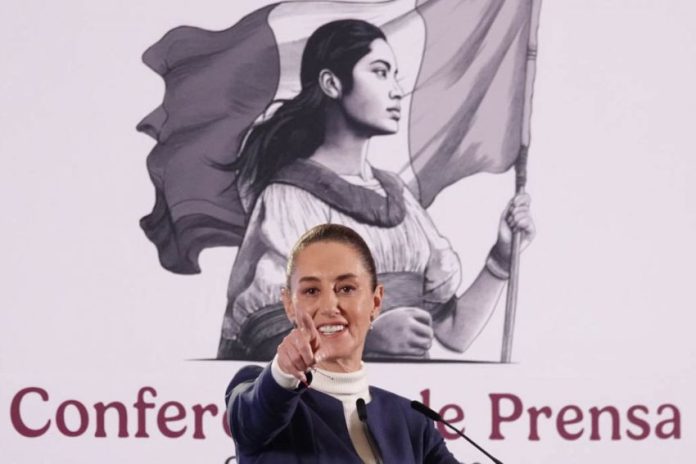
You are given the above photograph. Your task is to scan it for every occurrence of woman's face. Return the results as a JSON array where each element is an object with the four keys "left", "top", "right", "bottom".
[
  {"left": 340, "top": 38, "right": 403, "bottom": 136},
  {"left": 283, "top": 241, "right": 383, "bottom": 372}
]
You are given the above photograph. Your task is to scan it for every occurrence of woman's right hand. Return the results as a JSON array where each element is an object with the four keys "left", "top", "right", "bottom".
[
  {"left": 276, "top": 308, "right": 320, "bottom": 384},
  {"left": 364, "top": 307, "right": 434, "bottom": 357}
]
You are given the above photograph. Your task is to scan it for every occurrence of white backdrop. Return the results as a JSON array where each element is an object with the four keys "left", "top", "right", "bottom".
[{"left": 1, "top": 1, "right": 695, "bottom": 462}]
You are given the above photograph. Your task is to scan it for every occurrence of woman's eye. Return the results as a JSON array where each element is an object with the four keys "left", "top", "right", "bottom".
[
  {"left": 337, "top": 286, "right": 356, "bottom": 294},
  {"left": 373, "top": 68, "right": 387, "bottom": 78},
  {"left": 302, "top": 288, "right": 319, "bottom": 296}
]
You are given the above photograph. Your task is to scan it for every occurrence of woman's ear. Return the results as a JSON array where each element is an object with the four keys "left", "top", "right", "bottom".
[
  {"left": 281, "top": 287, "right": 296, "bottom": 324},
  {"left": 318, "top": 68, "right": 342, "bottom": 99},
  {"left": 371, "top": 284, "right": 384, "bottom": 320}
]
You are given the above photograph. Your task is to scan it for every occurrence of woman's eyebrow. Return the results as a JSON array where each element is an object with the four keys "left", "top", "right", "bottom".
[
  {"left": 298, "top": 276, "right": 321, "bottom": 284},
  {"left": 369, "top": 59, "right": 392, "bottom": 70}
]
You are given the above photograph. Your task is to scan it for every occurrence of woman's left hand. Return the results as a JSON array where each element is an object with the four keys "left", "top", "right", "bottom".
[
  {"left": 364, "top": 307, "right": 433, "bottom": 357},
  {"left": 492, "top": 193, "right": 536, "bottom": 264}
]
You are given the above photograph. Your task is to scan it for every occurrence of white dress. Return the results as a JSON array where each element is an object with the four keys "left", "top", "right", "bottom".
[{"left": 218, "top": 162, "right": 461, "bottom": 359}]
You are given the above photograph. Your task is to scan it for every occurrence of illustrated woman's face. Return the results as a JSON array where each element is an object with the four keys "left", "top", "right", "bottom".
[
  {"left": 283, "top": 241, "right": 383, "bottom": 372},
  {"left": 341, "top": 38, "right": 403, "bottom": 136}
]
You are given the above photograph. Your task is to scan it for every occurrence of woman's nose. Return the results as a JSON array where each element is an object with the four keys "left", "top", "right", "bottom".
[
  {"left": 317, "top": 291, "right": 340, "bottom": 316},
  {"left": 390, "top": 79, "right": 404, "bottom": 99}
]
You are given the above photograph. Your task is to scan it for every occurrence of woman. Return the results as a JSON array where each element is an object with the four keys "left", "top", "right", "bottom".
[
  {"left": 225, "top": 224, "right": 459, "bottom": 463},
  {"left": 218, "top": 19, "right": 534, "bottom": 360}
]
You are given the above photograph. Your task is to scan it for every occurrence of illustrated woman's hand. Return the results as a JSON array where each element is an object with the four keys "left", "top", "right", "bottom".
[
  {"left": 492, "top": 192, "right": 536, "bottom": 266},
  {"left": 364, "top": 307, "right": 433, "bottom": 357},
  {"left": 276, "top": 306, "right": 321, "bottom": 384}
]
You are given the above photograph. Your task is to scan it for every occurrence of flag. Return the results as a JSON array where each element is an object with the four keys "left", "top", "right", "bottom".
[{"left": 137, "top": 0, "right": 541, "bottom": 274}]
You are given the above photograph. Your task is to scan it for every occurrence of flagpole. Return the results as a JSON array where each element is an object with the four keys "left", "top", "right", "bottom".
[
  {"left": 501, "top": 0, "right": 542, "bottom": 363},
  {"left": 501, "top": 148, "right": 527, "bottom": 363}
]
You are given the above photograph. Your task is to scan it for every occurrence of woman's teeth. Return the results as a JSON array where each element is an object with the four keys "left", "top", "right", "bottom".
[{"left": 319, "top": 325, "right": 345, "bottom": 334}]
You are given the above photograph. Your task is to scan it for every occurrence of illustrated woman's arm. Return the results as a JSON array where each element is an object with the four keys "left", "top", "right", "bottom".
[{"left": 433, "top": 193, "right": 535, "bottom": 352}]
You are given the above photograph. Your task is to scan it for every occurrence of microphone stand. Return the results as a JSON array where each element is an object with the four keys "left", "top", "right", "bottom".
[
  {"left": 356, "top": 398, "right": 383, "bottom": 464},
  {"left": 411, "top": 401, "right": 503, "bottom": 464}
]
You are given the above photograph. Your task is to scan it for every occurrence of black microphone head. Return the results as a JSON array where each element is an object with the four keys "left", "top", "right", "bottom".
[
  {"left": 356, "top": 398, "right": 368, "bottom": 422},
  {"left": 410, "top": 400, "right": 442, "bottom": 422}
]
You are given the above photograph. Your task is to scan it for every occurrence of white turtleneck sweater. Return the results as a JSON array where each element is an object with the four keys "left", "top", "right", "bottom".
[{"left": 271, "top": 356, "right": 377, "bottom": 464}]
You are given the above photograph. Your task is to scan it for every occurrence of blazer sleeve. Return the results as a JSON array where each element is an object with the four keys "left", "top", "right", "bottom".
[
  {"left": 225, "top": 364, "right": 307, "bottom": 454},
  {"left": 422, "top": 421, "right": 461, "bottom": 464}
]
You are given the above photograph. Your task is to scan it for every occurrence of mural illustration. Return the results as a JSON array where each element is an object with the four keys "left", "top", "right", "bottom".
[{"left": 137, "top": 0, "right": 541, "bottom": 361}]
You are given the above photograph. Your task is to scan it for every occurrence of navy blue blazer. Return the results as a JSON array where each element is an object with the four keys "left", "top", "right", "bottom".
[{"left": 225, "top": 365, "right": 459, "bottom": 463}]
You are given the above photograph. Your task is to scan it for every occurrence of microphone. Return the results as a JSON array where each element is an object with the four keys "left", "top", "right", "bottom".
[
  {"left": 410, "top": 401, "right": 503, "bottom": 464},
  {"left": 356, "top": 398, "right": 383, "bottom": 464}
]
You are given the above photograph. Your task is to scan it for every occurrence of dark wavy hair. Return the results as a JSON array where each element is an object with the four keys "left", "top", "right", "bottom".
[
  {"left": 231, "top": 19, "right": 385, "bottom": 204},
  {"left": 286, "top": 223, "right": 378, "bottom": 291}
]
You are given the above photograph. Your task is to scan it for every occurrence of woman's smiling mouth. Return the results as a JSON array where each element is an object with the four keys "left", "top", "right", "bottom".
[{"left": 318, "top": 324, "right": 347, "bottom": 335}]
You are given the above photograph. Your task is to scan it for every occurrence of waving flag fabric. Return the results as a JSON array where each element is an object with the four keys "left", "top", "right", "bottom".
[{"left": 138, "top": 0, "right": 540, "bottom": 274}]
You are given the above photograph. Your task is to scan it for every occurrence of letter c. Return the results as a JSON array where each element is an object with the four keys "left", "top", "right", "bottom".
[{"left": 10, "top": 387, "right": 51, "bottom": 437}]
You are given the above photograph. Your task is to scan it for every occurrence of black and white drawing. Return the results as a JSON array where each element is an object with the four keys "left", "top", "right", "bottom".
[{"left": 137, "top": 0, "right": 541, "bottom": 361}]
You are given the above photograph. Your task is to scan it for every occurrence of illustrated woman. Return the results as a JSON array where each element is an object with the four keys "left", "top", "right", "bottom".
[
  {"left": 226, "top": 224, "right": 459, "bottom": 463},
  {"left": 218, "top": 19, "right": 535, "bottom": 360}
]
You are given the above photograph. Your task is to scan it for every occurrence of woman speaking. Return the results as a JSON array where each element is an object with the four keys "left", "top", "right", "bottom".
[{"left": 225, "top": 224, "right": 459, "bottom": 463}]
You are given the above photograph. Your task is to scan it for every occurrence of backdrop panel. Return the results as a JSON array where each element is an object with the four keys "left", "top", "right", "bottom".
[{"left": 1, "top": 0, "right": 694, "bottom": 462}]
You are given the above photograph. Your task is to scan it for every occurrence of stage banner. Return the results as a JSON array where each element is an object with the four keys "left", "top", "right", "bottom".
[{"left": 1, "top": 0, "right": 694, "bottom": 462}]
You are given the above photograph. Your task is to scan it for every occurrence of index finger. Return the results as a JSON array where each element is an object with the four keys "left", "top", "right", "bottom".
[{"left": 294, "top": 305, "right": 320, "bottom": 349}]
